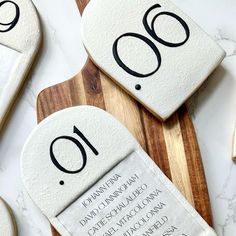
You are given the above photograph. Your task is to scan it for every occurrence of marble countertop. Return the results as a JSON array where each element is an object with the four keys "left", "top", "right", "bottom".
[{"left": 0, "top": 0, "right": 235, "bottom": 235}]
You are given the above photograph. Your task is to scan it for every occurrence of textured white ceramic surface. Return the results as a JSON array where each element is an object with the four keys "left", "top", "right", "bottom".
[
  {"left": 21, "top": 106, "right": 216, "bottom": 236},
  {"left": 0, "top": 0, "right": 41, "bottom": 129},
  {"left": 0, "top": 197, "right": 17, "bottom": 236},
  {"left": 0, "top": 0, "right": 235, "bottom": 236},
  {"left": 81, "top": 0, "right": 225, "bottom": 120}
]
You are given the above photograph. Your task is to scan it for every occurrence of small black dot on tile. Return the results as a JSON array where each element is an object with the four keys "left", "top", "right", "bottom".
[
  {"left": 59, "top": 180, "right": 64, "bottom": 185},
  {"left": 135, "top": 84, "right": 141, "bottom": 90}
]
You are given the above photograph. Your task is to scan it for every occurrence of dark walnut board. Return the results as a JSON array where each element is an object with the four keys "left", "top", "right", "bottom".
[{"left": 36, "top": 0, "right": 213, "bottom": 235}]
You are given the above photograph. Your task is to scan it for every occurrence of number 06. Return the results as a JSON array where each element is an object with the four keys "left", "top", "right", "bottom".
[{"left": 112, "top": 4, "right": 190, "bottom": 78}]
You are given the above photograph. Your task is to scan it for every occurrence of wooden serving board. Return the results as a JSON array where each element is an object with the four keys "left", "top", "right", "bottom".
[{"left": 36, "top": 1, "right": 213, "bottom": 235}]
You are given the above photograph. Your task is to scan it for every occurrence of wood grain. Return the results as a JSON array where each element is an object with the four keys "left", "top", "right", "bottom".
[{"left": 36, "top": 1, "right": 213, "bottom": 235}]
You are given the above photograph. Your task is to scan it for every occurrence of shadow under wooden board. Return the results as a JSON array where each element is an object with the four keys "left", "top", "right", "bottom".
[{"left": 36, "top": 0, "right": 213, "bottom": 235}]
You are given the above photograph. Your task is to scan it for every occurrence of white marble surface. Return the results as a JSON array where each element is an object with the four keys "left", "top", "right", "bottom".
[{"left": 0, "top": 0, "right": 235, "bottom": 235}]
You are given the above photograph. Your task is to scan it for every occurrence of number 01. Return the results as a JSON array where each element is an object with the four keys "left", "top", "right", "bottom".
[{"left": 50, "top": 126, "right": 99, "bottom": 174}]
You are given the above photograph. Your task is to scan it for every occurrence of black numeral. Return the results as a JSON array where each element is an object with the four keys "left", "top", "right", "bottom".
[
  {"left": 50, "top": 126, "right": 99, "bottom": 174},
  {"left": 0, "top": 1, "right": 20, "bottom": 33},
  {"left": 113, "top": 4, "right": 190, "bottom": 78},
  {"left": 113, "top": 32, "right": 161, "bottom": 78}
]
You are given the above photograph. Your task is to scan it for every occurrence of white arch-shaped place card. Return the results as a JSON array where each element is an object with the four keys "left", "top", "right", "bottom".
[
  {"left": 0, "top": 197, "right": 17, "bottom": 236},
  {"left": 0, "top": 0, "right": 41, "bottom": 128},
  {"left": 81, "top": 0, "right": 225, "bottom": 120},
  {"left": 21, "top": 106, "right": 217, "bottom": 236}
]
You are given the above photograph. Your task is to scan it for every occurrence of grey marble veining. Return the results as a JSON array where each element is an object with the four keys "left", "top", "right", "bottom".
[{"left": 0, "top": 0, "right": 235, "bottom": 235}]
